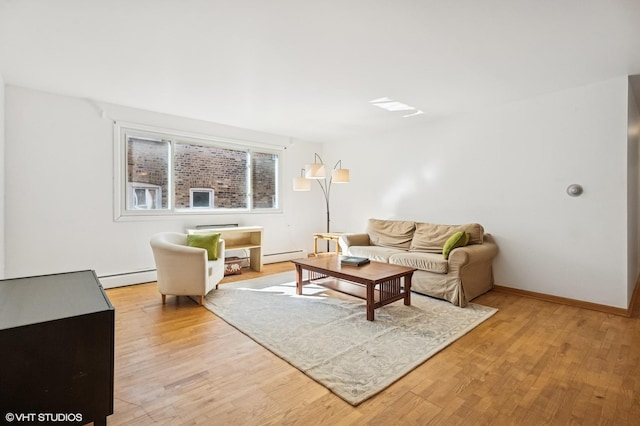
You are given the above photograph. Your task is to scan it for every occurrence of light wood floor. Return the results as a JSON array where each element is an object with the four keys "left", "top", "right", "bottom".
[{"left": 104, "top": 263, "right": 640, "bottom": 425}]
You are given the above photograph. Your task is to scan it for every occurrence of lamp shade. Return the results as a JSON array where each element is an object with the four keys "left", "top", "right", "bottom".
[
  {"left": 332, "top": 168, "right": 350, "bottom": 183},
  {"left": 305, "top": 163, "right": 326, "bottom": 179},
  {"left": 293, "top": 176, "right": 311, "bottom": 191}
]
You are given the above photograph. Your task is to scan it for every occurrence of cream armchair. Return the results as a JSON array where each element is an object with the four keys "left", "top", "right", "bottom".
[{"left": 150, "top": 232, "right": 225, "bottom": 305}]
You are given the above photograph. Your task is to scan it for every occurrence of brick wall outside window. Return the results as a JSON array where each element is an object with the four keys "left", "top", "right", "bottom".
[
  {"left": 174, "top": 144, "right": 248, "bottom": 208},
  {"left": 252, "top": 152, "right": 277, "bottom": 208},
  {"left": 127, "top": 137, "right": 277, "bottom": 210},
  {"left": 127, "top": 139, "right": 169, "bottom": 208}
]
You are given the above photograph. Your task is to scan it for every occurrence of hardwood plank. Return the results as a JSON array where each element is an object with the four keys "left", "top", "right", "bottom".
[{"left": 103, "top": 263, "right": 640, "bottom": 425}]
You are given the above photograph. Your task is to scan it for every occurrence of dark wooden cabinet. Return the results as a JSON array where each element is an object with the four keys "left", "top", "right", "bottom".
[{"left": 0, "top": 270, "right": 114, "bottom": 425}]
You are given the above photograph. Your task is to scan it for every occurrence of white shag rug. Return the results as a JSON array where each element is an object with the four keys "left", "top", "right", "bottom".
[{"left": 204, "top": 271, "right": 497, "bottom": 405}]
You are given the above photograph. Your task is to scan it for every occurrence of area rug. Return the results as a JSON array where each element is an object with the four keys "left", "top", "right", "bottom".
[{"left": 204, "top": 271, "right": 497, "bottom": 405}]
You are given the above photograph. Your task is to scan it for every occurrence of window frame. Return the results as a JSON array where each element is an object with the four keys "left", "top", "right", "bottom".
[{"left": 113, "top": 122, "right": 283, "bottom": 221}]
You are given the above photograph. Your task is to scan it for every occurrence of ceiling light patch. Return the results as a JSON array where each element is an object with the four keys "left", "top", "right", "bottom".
[
  {"left": 370, "top": 97, "right": 424, "bottom": 118},
  {"left": 371, "top": 100, "right": 415, "bottom": 112},
  {"left": 402, "top": 109, "right": 424, "bottom": 118}
]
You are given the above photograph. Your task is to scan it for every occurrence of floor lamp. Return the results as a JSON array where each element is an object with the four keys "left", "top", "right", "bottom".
[{"left": 293, "top": 153, "right": 350, "bottom": 248}]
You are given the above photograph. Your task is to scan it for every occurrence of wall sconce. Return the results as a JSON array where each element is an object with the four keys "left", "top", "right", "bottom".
[{"left": 293, "top": 153, "right": 350, "bottom": 234}]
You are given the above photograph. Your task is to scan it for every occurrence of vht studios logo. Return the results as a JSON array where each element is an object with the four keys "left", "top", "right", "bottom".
[{"left": 5, "top": 412, "right": 83, "bottom": 423}]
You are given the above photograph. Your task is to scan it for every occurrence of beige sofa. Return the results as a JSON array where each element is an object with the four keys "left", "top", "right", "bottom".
[{"left": 338, "top": 219, "right": 498, "bottom": 307}]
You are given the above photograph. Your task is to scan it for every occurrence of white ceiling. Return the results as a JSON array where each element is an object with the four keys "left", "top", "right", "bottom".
[{"left": 2, "top": 0, "right": 640, "bottom": 143}]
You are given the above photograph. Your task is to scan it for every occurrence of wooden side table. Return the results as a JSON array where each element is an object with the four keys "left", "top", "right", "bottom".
[
  {"left": 188, "top": 226, "right": 264, "bottom": 272},
  {"left": 313, "top": 232, "right": 346, "bottom": 255}
]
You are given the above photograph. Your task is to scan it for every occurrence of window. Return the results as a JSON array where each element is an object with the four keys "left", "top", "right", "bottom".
[
  {"left": 126, "top": 136, "right": 170, "bottom": 211},
  {"left": 128, "top": 183, "right": 162, "bottom": 209},
  {"left": 252, "top": 152, "right": 279, "bottom": 208},
  {"left": 173, "top": 142, "right": 249, "bottom": 210},
  {"left": 190, "top": 188, "right": 214, "bottom": 208},
  {"left": 114, "top": 124, "right": 282, "bottom": 219}
]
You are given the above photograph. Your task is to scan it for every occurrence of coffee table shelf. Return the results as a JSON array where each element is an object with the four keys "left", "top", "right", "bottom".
[{"left": 308, "top": 276, "right": 405, "bottom": 305}]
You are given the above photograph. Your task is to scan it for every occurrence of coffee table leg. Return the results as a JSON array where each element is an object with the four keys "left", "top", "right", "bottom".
[
  {"left": 404, "top": 273, "right": 412, "bottom": 306},
  {"left": 295, "top": 265, "right": 303, "bottom": 295},
  {"left": 367, "top": 284, "right": 375, "bottom": 321}
]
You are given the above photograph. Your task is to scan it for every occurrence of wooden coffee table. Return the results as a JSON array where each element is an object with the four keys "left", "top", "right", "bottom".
[{"left": 291, "top": 255, "right": 416, "bottom": 321}]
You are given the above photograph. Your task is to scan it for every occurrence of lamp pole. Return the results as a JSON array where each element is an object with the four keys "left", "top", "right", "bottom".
[
  {"left": 312, "top": 155, "right": 337, "bottom": 234},
  {"left": 311, "top": 154, "right": 344, "bottom": 252},
  {"left": 293, "top": 153, "right": 349, "bottom": 252}
]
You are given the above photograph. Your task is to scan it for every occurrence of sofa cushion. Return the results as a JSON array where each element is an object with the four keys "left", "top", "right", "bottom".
[
  {"left": 409, "top": 222, "right": 484, "bottom": 253},
  {"left": 367, "top": 218, "right": 416, "bottom": 250},
  {"left": 348, "top": 245, "right": 406, "bottom": 262},
  {"left": 389, "top": 252, "right": 448, "bottom": 274}
]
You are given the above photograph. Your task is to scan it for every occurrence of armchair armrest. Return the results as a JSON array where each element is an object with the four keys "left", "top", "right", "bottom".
[
  {"left": 338, "top": 233, "right": 371, "bottom": 254},
  {"left": 154, "top": 243, "right": 208, "bottom": 290},
  {"left": 151, "top": 234, "right": 226, "bottom": 296},
  {"left": 207, "top": 239, "right": 226, "bottom": 291}
]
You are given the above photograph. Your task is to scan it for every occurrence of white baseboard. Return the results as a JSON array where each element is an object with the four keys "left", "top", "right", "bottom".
[{"left": 99, "top": 270, "right": 156, "bottom": 289}]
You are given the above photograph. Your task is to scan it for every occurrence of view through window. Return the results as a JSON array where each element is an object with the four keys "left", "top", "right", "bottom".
[{"left": 118, "top": 126, "right": 281, "bottom": 217}]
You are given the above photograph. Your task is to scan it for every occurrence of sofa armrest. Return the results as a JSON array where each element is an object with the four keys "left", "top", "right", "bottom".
[
  {"left": 447, "top": 234, "right": 498, "bottom": 305},
  {"left": 448, "top": 237, "right": 498, "bottom": 269},
  {"left": 338, "top": 233, "right": 371, "bottom": 254}
]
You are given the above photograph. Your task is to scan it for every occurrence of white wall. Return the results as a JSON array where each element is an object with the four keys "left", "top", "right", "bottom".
[
  {"left": 0, "top": 73, "right": 5, "bottom": 279},
  {"left": 628, "top": 81, "right": 640, "bottom": 305},
  {"left": 4, "top": 86, "right": 325, "bottom": 286},
  {"left": 328, "top": 76, "right": 631, "bottom": 308},
  {"left": 5, "top": 78, "right": 636, "bottom": 309}
]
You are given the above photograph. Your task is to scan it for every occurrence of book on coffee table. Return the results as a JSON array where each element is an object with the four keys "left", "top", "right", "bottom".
[{"left": 340, "top": 256, "right": 370, "bottom": 266}]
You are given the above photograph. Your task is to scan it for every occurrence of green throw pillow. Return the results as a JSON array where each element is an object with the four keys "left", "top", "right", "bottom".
[
  {"left": 187, "top": 233, "right": 221, "bottom": 261},
  {"left": 443, "top": 231, "right": 469, "bottom": 260}
]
